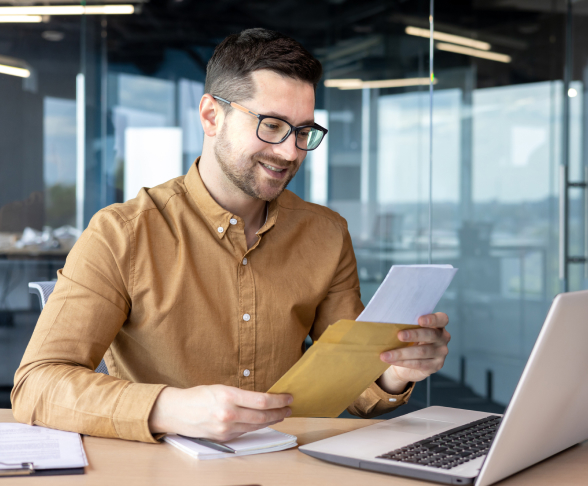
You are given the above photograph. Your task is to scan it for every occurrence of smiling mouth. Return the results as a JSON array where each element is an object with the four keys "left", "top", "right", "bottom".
[{"left": 260, "top": 162, "right": 287, "bottom": 173}]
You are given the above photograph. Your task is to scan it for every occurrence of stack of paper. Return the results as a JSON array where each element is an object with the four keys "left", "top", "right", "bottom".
[
  {"left": 0, "top": 423, "right": 88, "bottom": 476},
  {"left": 164, "top": 428, "right": 297, "bottom": 460},
  {"left": 268, "top": 264, "right": 457, "bottom": 417}
]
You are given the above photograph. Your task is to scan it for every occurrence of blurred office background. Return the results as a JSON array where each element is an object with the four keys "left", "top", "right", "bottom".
[{"left": 1, "top": 0, "right": 587, "bottom": 413}]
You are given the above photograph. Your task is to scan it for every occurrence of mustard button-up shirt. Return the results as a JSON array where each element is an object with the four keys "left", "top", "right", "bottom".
[{"left": 12, "top": 161, "right": 413, "bottom": 443}]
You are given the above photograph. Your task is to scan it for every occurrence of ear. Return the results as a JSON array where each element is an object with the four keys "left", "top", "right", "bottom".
[{"left": 199, "top": 94, "right": 223, "bottom": 137}]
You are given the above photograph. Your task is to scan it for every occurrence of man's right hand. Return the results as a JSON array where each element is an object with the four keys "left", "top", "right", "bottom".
[{"left": 148, "top": 385, "right": 292, "bottom": 442}]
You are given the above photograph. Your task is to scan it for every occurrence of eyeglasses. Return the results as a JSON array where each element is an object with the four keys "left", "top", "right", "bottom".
[{"left": 213, "top": 95, "right": 328, "bottom": 151}]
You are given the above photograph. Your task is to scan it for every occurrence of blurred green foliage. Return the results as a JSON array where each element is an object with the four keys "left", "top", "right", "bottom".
[{"left": 45, "top": 184, "right": 75, "bottom": 228}]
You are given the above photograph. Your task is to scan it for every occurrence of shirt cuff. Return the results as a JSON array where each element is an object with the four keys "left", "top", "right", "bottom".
[
  {"left": 112, "top": 383, "right": 168, "bottom": 443},
  {"left": 347, "top": 381, "right": 415, "bottom": 419}
]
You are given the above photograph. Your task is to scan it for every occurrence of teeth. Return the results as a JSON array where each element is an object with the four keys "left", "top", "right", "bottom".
[{"left": 261, "top": 162, "right": 284, "bottom": 172}]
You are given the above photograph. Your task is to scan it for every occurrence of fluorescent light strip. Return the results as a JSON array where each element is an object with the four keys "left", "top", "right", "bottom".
[
  {"left": 0, "top": 15, "right": 42, "bottom": 23},
  {"left": 325, "top": 77, "right": 433, "bottom": 90},
  {"left": 406, "top": 26, "right": 491, "bottom": 51},
  {"left": 0, "top": 63, "right": 30, "bottom": 78},
  {"left": 436, "top": 42, "right": 511, "bottom": 63},
  {"left": 360, "top": 78, "right": 432, "bottom": 89},
  {"left": 324, "top": 79, "right": 362, "bottom": 89},
  {"left": 0, "top": 5, "right": 134, "bottom": 15}
]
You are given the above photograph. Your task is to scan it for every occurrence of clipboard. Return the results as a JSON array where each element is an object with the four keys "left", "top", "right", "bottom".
[
  {"left": 0, "top": 462, "right": 84, "bottom": 478},
  {"left": 0, "top": 423, "right": 88, "bottom": 478},
  {"left": 268, "top": 319, "right": 420, "bottom": 417}
]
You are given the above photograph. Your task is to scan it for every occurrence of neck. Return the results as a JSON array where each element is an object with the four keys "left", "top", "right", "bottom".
[{"left": 198, "top": 150, "right": 267, "bottom": 240}]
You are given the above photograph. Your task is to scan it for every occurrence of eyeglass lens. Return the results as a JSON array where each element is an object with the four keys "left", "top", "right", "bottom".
[{"left": 257, "top": 118, "right": 324, "bottom": 150}]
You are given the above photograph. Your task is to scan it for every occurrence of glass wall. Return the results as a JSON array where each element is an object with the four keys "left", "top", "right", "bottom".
[
  {"left": 2, "top": 0, "right": 588, "bottom": 414},
  {"left": 0, "top": 8, "right": 83, "bottom": 406}
]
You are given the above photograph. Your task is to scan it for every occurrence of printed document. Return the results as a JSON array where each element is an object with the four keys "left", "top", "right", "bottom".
[
  {"left": 358, "top": 264, "right": 457, "bottom": 324},
  {"left": 0, "top": 423, "right": 87, "bottom": 471}
]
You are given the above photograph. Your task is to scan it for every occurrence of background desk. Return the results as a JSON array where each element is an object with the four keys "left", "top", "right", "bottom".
[{"left": 1, "top": 409, "right": 587, "bottom": 486}]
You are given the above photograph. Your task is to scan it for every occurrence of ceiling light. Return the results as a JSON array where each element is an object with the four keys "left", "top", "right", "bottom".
[
  {"left": 436, "top": 43, "right": 511, "bottom": 63},
  {"left": 324, "top": 79, "right": 363, "bottom": 89},
  {"left": 0, "top": 5, "right": 134, "bottom": 16},
  {"left": 360, "top": 78, "right": 433, "bottom": 89},
  {"left": 0, "top": 63, "right": 30, "bottom": 78},
  {"left": 0, "top": 15, "right": 42, "bottom": 22},
  {"left": 568, "top": 88, "right": 578, "bottom": 98},
  {"left": 325, "top": 77, "right": 434, "bottom": 90},
  {"left": 405, "top": 26, "right": 491, "bottom": 51}
]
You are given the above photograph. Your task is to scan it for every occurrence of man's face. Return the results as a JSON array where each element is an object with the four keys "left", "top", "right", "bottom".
[{"left": 213, "top": 69, "right": 316, "bottom": 202}]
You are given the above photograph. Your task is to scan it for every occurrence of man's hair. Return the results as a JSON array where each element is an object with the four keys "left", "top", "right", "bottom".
[{"left": 204, "top": 28, "right": 323, "bottom": 107}]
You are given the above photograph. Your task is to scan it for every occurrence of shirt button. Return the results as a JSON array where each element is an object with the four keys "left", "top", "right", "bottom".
[
  {"left": 243, "top": 313, "right": 251, "bottom": 321},
  {"left": 217, "top": 227, "right": 224, "bottom": 233},
  {"left": 242, "top": 258, "right": 248, "bottom": 265},
  {"left": 243, "top": 369, "right": 251, "bottom": 377},
  {"left": 230, "top": 218, "right": 238, "bottom": 225}
]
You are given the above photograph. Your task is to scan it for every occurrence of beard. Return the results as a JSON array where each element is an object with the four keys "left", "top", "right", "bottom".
[{"left": 213, "top": 122, "right": 300, "bottom": 202}]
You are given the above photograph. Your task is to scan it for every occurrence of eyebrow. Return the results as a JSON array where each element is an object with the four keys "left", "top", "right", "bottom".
[{"left": 264, "top": 111, "right": 315, "bottom": 126}]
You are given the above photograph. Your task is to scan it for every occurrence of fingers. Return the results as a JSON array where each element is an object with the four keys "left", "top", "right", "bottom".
[
  {"left": 389, "top": 358, "right": 445, "bottom": 374},
  {"left": 167, "top": 385, "right": 293, "bottom": 442},
  {"left": 234, "top": 406, "right": 292, "bottom": 426},
  {"left": 417, "top": 312, "right": 449, "bottom": 329},
  {"left": 207, "top": 420, "right": 282, "bottom": 442},
  {"left": 218, "top": 389, "right": 292, "bottom": 424},
  {"left": 228, "top": 388, "right": 293, "bottom": 410},
  {"left": 201, "top": 387, "right": 292, "bottom": 441},
  {"left": 398, "top": 327, "right": 451, "bottom": 345},
  {"left": 381, "top": 342, "right": 448, "bottom": 364}
]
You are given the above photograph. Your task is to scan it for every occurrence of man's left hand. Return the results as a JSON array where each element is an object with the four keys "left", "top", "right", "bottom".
[{"left": 377, "top": 312, "right": 450, "bottom": 395}]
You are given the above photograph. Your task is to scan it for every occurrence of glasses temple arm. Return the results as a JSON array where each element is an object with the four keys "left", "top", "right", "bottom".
[
  {"left": 231, "top": 103, "right": 259, "bottom": 117},
  {"left": 212, "top": 96, "right": 259, "bottom": 118}
]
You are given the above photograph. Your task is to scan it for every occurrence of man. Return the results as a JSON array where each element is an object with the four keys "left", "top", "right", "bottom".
[{"left": 12, "top": 29, "right": 450, "bottom": 443}]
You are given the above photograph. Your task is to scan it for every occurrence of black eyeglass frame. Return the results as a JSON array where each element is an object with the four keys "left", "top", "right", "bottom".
[{"left": 213, "top": 95, "right": 328, "bottom": 151}]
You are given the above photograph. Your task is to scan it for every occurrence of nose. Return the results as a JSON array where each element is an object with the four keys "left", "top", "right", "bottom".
[{"left": 271, "top": 130, "right": 300, "bottom": 162}]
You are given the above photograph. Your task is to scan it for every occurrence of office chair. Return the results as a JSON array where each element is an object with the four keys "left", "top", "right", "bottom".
[{"left": 28, "top": 281, "right": 109, "bottom": 375}]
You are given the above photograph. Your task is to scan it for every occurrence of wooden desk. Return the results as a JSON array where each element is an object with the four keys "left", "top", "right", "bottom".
[{"left": 2, "top": 409, "right": 587, "bottom": 485}]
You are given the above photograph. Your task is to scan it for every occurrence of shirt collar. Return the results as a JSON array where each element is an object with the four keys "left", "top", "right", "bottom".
[
  {"left": 258, "top": 197, "right": 279, "bottom": 236},
  {"left": 185, "top": 158, "right": 279, "bottom": 239}
]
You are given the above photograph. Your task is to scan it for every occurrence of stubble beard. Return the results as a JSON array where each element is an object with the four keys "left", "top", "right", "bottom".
[{"left": 214, "top": 122, "right": 299, "bottom": 202}]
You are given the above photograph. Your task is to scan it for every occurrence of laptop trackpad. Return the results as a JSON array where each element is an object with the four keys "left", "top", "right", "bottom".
[{"left": 380, "top": 417, "right": 456, "bottom": 436}]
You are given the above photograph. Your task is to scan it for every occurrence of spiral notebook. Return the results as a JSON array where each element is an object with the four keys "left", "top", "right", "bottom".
[{"left": 164, "top": 427, "right": 297, "bottom": 460}]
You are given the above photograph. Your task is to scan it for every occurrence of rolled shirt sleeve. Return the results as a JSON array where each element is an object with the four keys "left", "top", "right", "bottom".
[{"left": 11, "top": 209, "right": 166, "bottom": 443}]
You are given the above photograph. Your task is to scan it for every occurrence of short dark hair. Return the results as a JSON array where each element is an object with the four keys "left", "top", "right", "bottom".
[{"left": 204, "top": 28, "right": 323, "bottom": 107}]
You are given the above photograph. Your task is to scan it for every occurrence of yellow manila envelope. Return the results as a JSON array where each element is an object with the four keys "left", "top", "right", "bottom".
[{"left": 268, "top": 319, "right": 420, "bottom": 417}]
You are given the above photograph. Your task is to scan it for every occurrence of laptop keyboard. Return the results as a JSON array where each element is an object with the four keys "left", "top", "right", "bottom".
[{"left": 377, "top": 415, "right": 501, "bottom": 470}]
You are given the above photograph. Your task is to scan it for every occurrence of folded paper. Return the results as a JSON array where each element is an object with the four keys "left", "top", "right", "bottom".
[{"left": 268, "top": 319, "right": 419, "bottom": 417}]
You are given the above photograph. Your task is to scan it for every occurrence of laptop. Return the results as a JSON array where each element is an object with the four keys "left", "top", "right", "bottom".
[{"left": 300, "top": 289, "right": 588, "bottom": 485}]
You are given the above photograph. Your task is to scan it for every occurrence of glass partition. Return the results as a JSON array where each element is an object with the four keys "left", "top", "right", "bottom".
[
  {"left": 0, "top": 7, "right": 85, "bottom": 407},
  {"left": 2, "top": 0, "right": 587, "bottom": 416}
]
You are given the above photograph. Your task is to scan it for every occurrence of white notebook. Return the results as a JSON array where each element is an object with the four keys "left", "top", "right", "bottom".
[{"left": 164, "top": 427, "right": 297, "bottom": 460}]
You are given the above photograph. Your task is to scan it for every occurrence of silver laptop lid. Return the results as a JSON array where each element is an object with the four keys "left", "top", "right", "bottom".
[{"left": 476, "top": 289, "right": 588, "bottom": 486}]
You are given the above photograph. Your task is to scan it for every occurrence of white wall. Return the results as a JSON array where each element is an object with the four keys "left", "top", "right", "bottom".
[{"left": 124, "top": 127, "right": 183, "bottom": 201}]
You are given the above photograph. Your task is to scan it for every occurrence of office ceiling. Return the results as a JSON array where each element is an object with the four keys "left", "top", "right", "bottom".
[{"left": 0, "top": 0, "right": 585, "bottom": 87}]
